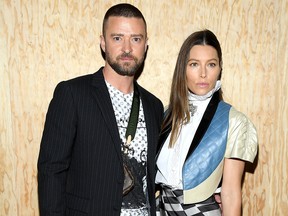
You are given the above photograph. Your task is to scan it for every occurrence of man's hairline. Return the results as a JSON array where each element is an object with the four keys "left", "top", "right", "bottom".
[{"left": 102, "top": 16, "right": 147, "bottom": 38}]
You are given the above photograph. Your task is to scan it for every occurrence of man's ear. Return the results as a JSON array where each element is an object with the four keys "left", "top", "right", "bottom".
[
  {"left": 100, "top": 35, "right": 105, "bottom": 52},
  {"left": 145, "top": 37, "right": 148, "bottom": 52}
]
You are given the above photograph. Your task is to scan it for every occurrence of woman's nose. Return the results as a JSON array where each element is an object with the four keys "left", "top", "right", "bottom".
[{"left": 200, "top": 66, "right": 207, "bottom": 78}]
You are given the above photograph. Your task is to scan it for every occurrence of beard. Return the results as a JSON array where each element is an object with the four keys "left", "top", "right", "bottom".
[{"left": 106, "top": 52, "right": 144, "bottom": 77}]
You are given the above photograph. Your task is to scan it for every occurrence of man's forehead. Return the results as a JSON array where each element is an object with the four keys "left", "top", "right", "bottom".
[
  {"left": 105, "top": 16, "right": 146, "bottom": 35},
  {"left": 106, "top": 16, "right": 145, "bottom": 25}
]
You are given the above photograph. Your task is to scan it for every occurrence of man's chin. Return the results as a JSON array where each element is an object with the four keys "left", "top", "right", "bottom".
[
  {"left": 123, "top": 71, "right": 136, "bottom": 77},
  {"left": 118, "top": 66, "right": 137, "bottom": 76},
  {"left": 115, "top": 69, "right": 136, "bottom": 77},
  {"left": 110, "top": 62, "right": 140, "bottom": 77}
]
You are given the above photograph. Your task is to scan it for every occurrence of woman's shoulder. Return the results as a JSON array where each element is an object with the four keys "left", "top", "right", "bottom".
[
  {"left": 225, "top": 106, "right": 258, "bottom": 163},
  {"left": 229, "top": 107, "right": 250, "bottom": 122}
]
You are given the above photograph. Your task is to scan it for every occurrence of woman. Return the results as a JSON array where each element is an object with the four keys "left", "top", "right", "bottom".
[{"left": 155, "top": 30, "right": 258, "bottom": 215}]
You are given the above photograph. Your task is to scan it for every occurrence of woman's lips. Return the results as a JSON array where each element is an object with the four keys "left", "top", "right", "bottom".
[{"left": 197, "top": 83, "right": 209, "bottom": 88}]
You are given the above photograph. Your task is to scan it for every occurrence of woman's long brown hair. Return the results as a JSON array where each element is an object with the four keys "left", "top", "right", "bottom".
[{"left": 162, "top": 29, "right": 223, "bottom": 148}]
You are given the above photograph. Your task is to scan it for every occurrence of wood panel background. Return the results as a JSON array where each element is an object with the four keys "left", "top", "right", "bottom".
[{"left": 0, "top": 0, "right": 287, "bottom": 215}]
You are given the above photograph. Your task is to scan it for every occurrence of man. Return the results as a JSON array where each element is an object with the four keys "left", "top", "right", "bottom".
[{"left": 37, "top": 3, "right": 163, "bottom": 215}]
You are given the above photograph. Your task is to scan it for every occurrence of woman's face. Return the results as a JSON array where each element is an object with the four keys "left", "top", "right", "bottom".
[{"left": 186, "top": 45, "right": 221, "bottom": 96}]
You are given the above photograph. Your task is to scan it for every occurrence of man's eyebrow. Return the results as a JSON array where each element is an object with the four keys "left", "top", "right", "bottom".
[
  {"left": 110, "top": 33, "right": 144, "bottom": 38},
  {"left": 130, "top": 34, "right": 144, "bottom": 38},
  {"left": 110, "top": 33, "right": 124, "bottom": 37}
]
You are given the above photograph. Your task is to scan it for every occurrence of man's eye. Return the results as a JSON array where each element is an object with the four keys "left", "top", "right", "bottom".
[
  {"left": 113, "top": 37, "right": 121, "bottom": 41},
  {"left": 132, "top": 38, "right": 141, "bottom": 42}
]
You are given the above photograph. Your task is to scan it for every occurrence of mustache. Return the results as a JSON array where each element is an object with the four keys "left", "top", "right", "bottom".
[{"left": 118, "top": 53, "right": 136, "bottom": 60}]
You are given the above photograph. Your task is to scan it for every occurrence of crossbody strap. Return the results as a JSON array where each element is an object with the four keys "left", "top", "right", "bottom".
[{"left": 123, "top": 83, "right": 140, "bottom": 153}]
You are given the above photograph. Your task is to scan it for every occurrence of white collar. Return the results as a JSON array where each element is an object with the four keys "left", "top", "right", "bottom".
[{"left": 188, "top": 80, "right": 221, "bottom": 102}]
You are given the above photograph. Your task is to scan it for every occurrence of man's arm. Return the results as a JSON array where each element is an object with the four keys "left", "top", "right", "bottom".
[{"left": 37, "top": 82, "right": 77, "bottom": 215}]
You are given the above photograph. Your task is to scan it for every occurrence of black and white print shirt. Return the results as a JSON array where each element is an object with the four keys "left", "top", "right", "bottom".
[{"left": 106, "top": 81, "right": 149, "bottom": 216}]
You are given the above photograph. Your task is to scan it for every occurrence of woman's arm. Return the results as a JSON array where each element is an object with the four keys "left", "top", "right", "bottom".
[{"left": 221, "top": 158, "right": 245, "bottom": 216}]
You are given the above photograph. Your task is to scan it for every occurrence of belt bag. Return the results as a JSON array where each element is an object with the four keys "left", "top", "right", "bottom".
[{"left": 123, "top": 163, "right": 134, "bottom": 195}]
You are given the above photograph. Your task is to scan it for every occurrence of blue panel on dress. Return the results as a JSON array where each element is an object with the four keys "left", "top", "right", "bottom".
[{"left": 183, "top": 101, "right": 231, "bottom": 190}]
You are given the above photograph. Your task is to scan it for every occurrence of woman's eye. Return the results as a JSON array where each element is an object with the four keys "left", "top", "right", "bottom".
[
  {"left": 208, "top": 63, "right": 216, "bottom": 68},
  {"left": 190, "top": 62, "right": 197, "bottom": 67}
]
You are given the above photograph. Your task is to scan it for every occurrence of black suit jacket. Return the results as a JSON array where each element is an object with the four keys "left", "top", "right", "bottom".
[{"left": 37, "top": 68, "right": 164, "bottom": 216}]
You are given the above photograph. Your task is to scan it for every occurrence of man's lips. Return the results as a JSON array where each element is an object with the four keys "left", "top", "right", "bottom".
[{"left": 121, "top": 57, "right": 134, "bottom": 60}]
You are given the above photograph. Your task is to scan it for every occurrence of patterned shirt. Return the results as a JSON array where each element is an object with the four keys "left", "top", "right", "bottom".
[{"left": 106, "top": 81, "right": 149, "bottom": 216}]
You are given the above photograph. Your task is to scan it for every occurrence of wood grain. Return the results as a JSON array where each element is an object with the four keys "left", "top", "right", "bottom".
[{"left": 0, "top": 0, "right": 287, "bottom": 215}]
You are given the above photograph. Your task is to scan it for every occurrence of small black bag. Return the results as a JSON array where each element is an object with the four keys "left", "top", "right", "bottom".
[{"left": 123, "top": 163, "right": 134, "bottom": 195}]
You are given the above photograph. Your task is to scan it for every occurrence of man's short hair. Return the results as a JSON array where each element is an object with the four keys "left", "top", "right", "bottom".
[{"left": 102, "top": 3, "right": 147, "bottom": 37}]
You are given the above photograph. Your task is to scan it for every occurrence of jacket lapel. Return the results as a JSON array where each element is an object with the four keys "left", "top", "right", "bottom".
[
  {"left": 135, "top": 85, "right": 158, "bottom": 178},
  {"left": 90, "top": 68, "right": 122, "bottom": 162},
  {"left": 134, "top": 82, "right": 156, "bottom": 151}
]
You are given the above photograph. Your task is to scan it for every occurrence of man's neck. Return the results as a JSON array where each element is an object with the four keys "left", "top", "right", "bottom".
[{"left": 103, "top": 66, "right": 134, "bottom": 94}]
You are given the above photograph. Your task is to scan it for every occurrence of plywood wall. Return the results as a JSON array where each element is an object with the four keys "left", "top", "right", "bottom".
[{"left": 0, "top": 0, "right": 287, "bottom": 215}]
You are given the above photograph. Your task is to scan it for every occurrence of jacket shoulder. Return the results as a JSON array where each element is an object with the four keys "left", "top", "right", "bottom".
[
  {"left": 55, "top": 68, "right": 103, "bottom": 90},
  {"left": 137, "top": 84, "right": 162, "bottom": 105}
]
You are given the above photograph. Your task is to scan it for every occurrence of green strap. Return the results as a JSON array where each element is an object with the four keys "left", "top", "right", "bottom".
[{"left": 125, "top": 83, "right": 140, "bottom": 145}]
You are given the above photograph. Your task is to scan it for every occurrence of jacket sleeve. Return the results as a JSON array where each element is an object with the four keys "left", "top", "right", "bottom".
[
  {"left": 37, "top": 81, "right": 77, "bottom": 215},
  {"left": 225, "top": 107, "right": 258, "bottom": 163}
]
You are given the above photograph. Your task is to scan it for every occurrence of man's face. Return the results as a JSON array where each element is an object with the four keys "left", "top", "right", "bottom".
[{"left": 101, "top": 16, "right": 148, "bottom": 76}]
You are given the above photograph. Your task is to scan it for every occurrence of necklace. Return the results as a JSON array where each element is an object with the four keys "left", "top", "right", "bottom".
[{"left": 189, "top": 103, "right": 197, "bottom": 116}]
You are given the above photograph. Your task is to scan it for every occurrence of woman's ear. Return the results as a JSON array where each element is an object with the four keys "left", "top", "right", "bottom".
[{"left": 218, "top": 68, "right": 222, "bottom": 80}]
